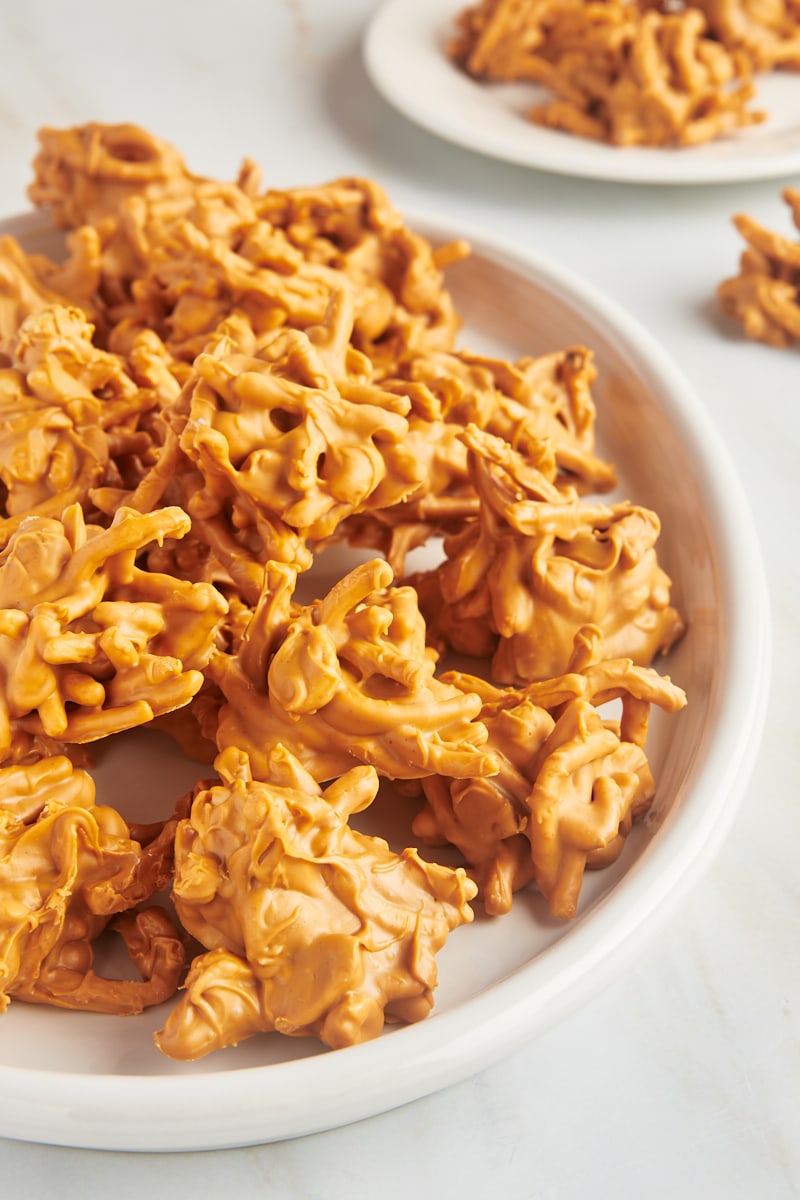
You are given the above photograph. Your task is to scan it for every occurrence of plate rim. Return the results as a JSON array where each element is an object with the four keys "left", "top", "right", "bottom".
[
  {"left": 0, "top": 207, "right": 772, "bottom": 1151},
  {"left": 363, "top": 0, "right": 800, "bottom": 186}
]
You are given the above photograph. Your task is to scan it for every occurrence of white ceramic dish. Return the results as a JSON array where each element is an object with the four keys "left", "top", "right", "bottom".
[
  {"left": 0, "top": 209, "right": 770, "bottom": 1152},
  {"left": 364, "top": 0, "right": 800, "bottom": 185}
]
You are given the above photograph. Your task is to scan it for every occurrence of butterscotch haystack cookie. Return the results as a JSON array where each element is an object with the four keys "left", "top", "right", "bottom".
[
  {"left": 409, "top": 425, "right": 683, "bottom": 685},
  {"left": 210, "top": 556, "right": 499, "bottom": 783},
  {"left": 27, "top": 125, "right": 467, "bottom": 366},
  {"left": 0, "top": 304, "right": 162, "bottom": 542},
  {"left": 28, "top": 122, "right": 202, "bottom": 232},
  {"left": 155, "top": 746, "right": 476, "bottom": 1058},
  {"left": 0, "top": 755, "right": 184, "bottom": 1014},
  {"left": 0, "top": 503, "right": 226, "bottom": 757},
  {"left": 718, "top": 188, "right": 800, "bottom": 346},
  {"left": 449, "top": 0, "right": 765, "bottom": 147},
  {"left": 0, "top": 234, "right": 100, "bottom": 360},
  {"left": 414, "top": 627, "right": 686, "bottom": 919},
  {"left": 175, "top": 307, "right": 423, "bottom": 545},
  {"left": 693, "top": 0, "right": 800, "bottom": 71}
]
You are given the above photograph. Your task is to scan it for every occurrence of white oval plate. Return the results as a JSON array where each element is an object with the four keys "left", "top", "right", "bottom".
[
  {"left": 364, "top": 0, "right": 800, "bottom": 185},
  {"left": 0, "top": 209, "right": 770, "bottom": 1151}
]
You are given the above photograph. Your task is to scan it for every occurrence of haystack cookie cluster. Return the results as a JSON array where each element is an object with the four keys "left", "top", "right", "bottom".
[
  {"left": 448, "top": 0, "right": 800, "bottom": 147},
  {"left": 0, "top": 122, "right": 686, "bottom": 1060}
]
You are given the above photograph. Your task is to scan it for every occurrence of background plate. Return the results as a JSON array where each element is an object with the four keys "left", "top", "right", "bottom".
[
  {"left": 364, "top": 0, "right": 800, "bottom": 185},
  {"left": 0, "top": 209, "right": 770, "bottom": 1151}
]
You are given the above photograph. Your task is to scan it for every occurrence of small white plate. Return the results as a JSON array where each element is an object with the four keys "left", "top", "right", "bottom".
[
  {"left": 364, "top": 0, "right": 800, "bottom": 185},
  {"left": 0, "top": 209, "right": 770, "bottom": 1151}
]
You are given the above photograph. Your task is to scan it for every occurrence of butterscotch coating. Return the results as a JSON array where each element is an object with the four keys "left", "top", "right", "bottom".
[
  {"left": 383, "top": 344, "right": 615, "bottom": 494},
  {"left": 181, "top": 482, "right": 314, "bottom": 605},
  {"left": 0, "top": 351, "right": 107, "bottom": 542},
  {"left": 718, "top": 189, "right": 800, "bottom": 347},
  {"left": 91, "top": 180, "right": 264, "bottom": 335},
  {"left": 534, "top": 6, "right": 763, "bottom": 148},
  {"left": 0, "top": 233, "right": 99, "bottom": 361},
  {"left": 525, "top": 698, "right": 655, "bottom": 918},
  {"left": 336, "top": 411, "right": 475, "bottom": 577},
  {"left": 211, "top": 557, "right": 499, "bottom": 783},
  {"left": 155, "top": 746, "right": 476, "bottom": 1058},
  {"left": 413, "top": 694, "right": 548, "bottom": 914},
  {"left": 28, "top": 122, "right": 201, "bottom": 232},
  {"left": 339, "top": 491, "right": 479, "bottom": 581},
  {"left": 694, "top": 0, "right": 800, "bottom": 70},
  {"left": 104, "top": 426, "right": 316, "bottom": 606},
  {"left": 48, "top": 141, "right": 466, "bottom": 368},
  {"left": 253, "top": 176, "right": 468, "bottom": 367},
  {"left": 0, "top": 503, "right": 227, "bottom": 758},
  {"left": 412, "top": 425, "right": 684, "bottom": 683},
  {"left": 11, "top": 304, "right": 146, "bottom": 423},
  {"left": 448, "top": 0, "right": 559, "bottom": 78},
  {"left": 176, "top": 306, "right": 424, "bottom": 544},
  {"left": 27, "top": 125, "right": 398, "bottom": 362},
  {"left": 89, "top": 327, "right": 192, "bottom": 511},
  {"left": 89, "top": 407, "right": 313, "bottom": 607},
  {"left": 415, "top": 629, "right": 687, "bottom": 918},
  {"left": 0, "top": 755, "right": 184, "bottom": 1013},
  {"left": 338, "top": 344, "right": 613, "bottom": 578},
  {"left": 516, "top": 637, "right": 686, "bottom": 918},
  {"left": 451, "top": 0, "right": 764, "bottom": 147},
  {"left": 106, "top": 324, "right": 189, "bottom": 404},
  {"left": 0, "top": 305, "right": 180, "bottom": 544},
  {"left": 123, "top": 203, "right": 345, "bottom": 362},
  {"left": 1, "top": 238, "right": 64, "bottom": 358}
]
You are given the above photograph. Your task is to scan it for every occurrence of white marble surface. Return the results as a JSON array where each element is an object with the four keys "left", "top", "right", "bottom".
[{"left": 0, "top": 0, "right": 798, "bottom": 1195}]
